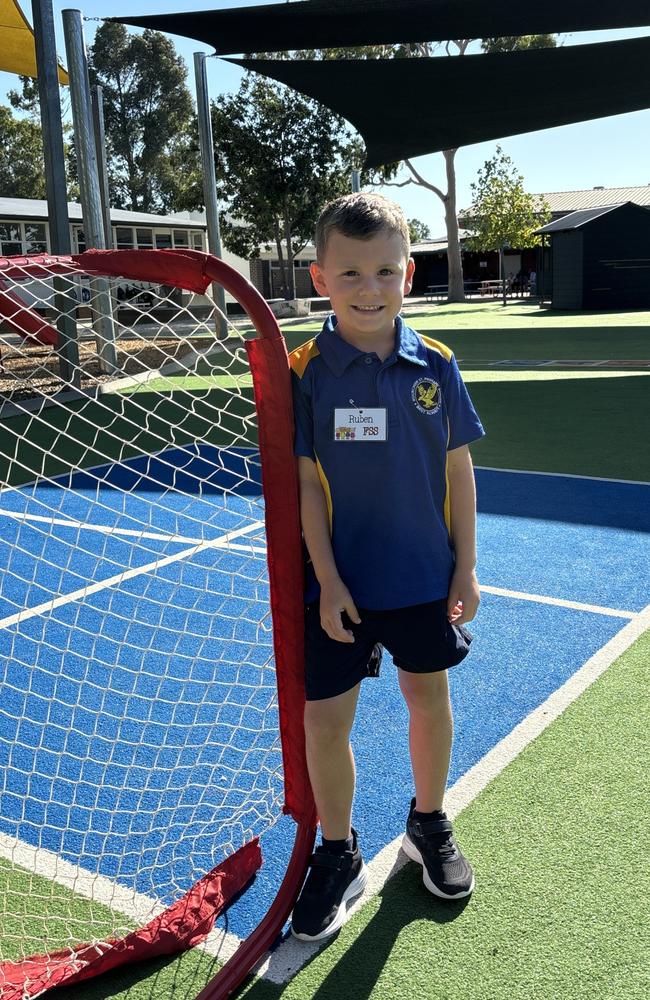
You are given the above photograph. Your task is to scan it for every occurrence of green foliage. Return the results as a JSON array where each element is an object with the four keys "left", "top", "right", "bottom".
[
  {"left": 481, "top": 35, "right": 557, "bottom": 54},
  {"left": 211, "top": 76, "right": 367, "bottom": 298},
  {"left": 0, "top": 105, "right": 46, "bottom": 198},
  {"left": 464, "top": 146, "right": 551, "bottom": 251},
  {"left": 7, "top": 76, "right": 40, "bottom": 119},
  {"left": 88, "top": 22, "right": 201, "bottom": 213},
  {"left": 408, "top": 218, "right": 432, "bottom": 243}
]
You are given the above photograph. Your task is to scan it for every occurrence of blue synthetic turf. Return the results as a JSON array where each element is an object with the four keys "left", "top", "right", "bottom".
[{"left": 0, "top": 456, "right": 647, "bottom": 944}]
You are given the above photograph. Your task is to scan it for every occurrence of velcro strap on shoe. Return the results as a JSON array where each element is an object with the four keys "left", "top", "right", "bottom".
[
  {"left": 412, "top": 818, "right": 453, "bottom": 837},
  {"left": 309, "top": 852, "right": 347, "bottom": 871}
]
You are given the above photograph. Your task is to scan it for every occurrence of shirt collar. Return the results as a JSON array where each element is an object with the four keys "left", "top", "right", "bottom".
[{"left": 317, "top": 314, "right": 428, "bottom": 377}]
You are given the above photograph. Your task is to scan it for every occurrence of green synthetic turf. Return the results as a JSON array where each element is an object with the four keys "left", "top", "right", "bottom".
[
  {"left": 2, "top": 306, "right": 648, "bottom": 486},
  {"left": 41, "top": 629, "right": 649, "bottom": 1000},
  {"left": 278, "top": 311, "right": 650, "bottom": 482},
  {"left": 284, "top": 300, "right": 650, "bottom": 344},
  {"left": 0, "top": 859, "right": 135, "bottom": 961}
]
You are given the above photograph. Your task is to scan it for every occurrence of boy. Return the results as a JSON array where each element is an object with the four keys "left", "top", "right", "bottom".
[{"left": 289, "top": 193, "right": 484, "bottom": 942}]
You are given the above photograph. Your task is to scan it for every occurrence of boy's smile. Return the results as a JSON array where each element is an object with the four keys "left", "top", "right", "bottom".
[{"left": 310, "top": 229, "right": 415, "bottom": 357}]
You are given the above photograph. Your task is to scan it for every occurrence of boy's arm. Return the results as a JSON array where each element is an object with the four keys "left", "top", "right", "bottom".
[
  {"left": 298, "top": 456, "right": 361, "bottom": 643},
  {"left": 446, "top": 444, "right": 480, "bottom": 625}
]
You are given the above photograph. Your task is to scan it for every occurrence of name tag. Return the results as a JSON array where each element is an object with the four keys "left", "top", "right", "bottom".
[{"left": 334, "top": 408, "right": 387, "bottom": 441}]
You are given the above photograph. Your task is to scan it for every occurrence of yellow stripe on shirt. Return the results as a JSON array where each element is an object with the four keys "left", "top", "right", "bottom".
[
  {"left": 420, "top": 334, "right": 454, "bottom": 362},
  {"left": 315, "top": 456, "right": 334, "bottom": 533},
  {"left": 289, "top": 338, "right": 320, "bottom": 379}
]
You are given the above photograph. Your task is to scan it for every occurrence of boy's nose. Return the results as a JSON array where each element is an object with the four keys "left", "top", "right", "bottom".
[{"left": 358, "top": 277, "right": 380, "bottom": 296}]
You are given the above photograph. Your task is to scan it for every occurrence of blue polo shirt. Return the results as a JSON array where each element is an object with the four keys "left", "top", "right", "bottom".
[{"left": 290, "top": 314, "right": 485, "bottom": 609}]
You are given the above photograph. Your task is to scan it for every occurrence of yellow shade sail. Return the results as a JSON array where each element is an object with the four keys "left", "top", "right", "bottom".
[{"left": 0, "top": 0, "right": 68, "bottom": 83}]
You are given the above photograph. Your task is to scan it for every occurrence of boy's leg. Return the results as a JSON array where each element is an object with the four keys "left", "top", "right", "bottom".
[
  {"left": 397, "top": 667, "right": 474, "bottom": 899},
  {"left": 292, "top": 684, "right": 367, "bottom": 941},
  {"left": 304, "top": 683, "right": 361, "bottom": 840},
  {"left": 397, "top": 668, "right": 453, "bottom": 813}
]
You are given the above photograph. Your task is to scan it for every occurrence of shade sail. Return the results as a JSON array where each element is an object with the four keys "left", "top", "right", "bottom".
[
  {"left": 112, "top": 0, "right": 650, "bottom": 55},
  {"left": 0, "top": 0, "right": 68, "bottom": 83},
  {"left": 228, "top": 36, "right": 650, "bottom": 167}
]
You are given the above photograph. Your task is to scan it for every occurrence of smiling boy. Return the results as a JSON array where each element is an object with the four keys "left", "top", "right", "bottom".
[{"left": 289, "top": 193, "right": 485, "bottom": 941}]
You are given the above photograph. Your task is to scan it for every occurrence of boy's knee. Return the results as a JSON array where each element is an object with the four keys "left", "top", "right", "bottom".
[
  {"left": 304, "top": 700, "right": 354, "bottom": 744},
  {"left": 399, "top": 670, "right": 450, "bottom": 714}
]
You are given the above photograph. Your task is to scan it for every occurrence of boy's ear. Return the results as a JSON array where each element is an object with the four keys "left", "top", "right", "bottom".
[
  {"left": 404, "top": 257, "right": 416, "bottom": 294},
  {"left": 310, "top": 261, "right": 329, "bottom": 297}
]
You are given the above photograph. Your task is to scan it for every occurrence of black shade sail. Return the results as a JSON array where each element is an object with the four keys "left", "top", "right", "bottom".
[
  {"left": 228, "top": 36, "right": 650, "bottom": 166},
  {"left": 112, "top": 0, "right": 650, "bottom": 56}
]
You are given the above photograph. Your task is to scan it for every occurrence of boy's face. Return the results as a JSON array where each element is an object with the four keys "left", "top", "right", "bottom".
[{"left": 310, "top": 228, "right": 415, "bottom": 346}]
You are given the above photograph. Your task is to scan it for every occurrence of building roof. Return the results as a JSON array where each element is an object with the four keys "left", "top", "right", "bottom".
[
  {"left": 461, "top": 184, "right": 650, "bottom": 221},
  {"left": 535, "top": 185, "right": 650, "bottom": 213},
  {"left": 0, "top": 198, "right": 207, "bottom": 228},
  {"left": 535, "top": 205, "right": 622, "bottom": 234}
]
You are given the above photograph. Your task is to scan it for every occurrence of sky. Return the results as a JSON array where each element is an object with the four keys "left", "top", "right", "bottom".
[{"left": 2, "top": 0, "right": 650, "bottom": 237}]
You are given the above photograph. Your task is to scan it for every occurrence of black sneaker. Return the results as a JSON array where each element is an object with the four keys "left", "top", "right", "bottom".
[
  {"left": 290, "top": 829, "right": 368, "bottom": 941},
  {"left": 402, "top": 799, "right": 475, "bottom": 899}
]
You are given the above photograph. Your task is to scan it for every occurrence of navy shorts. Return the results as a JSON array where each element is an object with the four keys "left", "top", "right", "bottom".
[{"left": 304, "top": 598, "right": 473, "bottom": 701}]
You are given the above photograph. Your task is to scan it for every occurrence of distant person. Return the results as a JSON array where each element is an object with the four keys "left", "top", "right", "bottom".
[
  {"left": 529, "top": 269, "right": 537, "bottom": 295},
  {"left": 289, "top": 193, "right": 485, "bottom": 941}
]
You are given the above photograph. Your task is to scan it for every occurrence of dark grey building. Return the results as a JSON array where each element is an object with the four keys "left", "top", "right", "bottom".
[{"left": 535, "top": 202, "right": 650, "bottom": 310}]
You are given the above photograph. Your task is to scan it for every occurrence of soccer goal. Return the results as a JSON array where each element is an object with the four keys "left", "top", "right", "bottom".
[{"left": 0, "top": 249, "right": 316, "bottom": 1000}]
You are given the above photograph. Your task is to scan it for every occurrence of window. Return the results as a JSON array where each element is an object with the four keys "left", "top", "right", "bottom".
[
  {"left": 136, "top": 228, "right": 153, "bottom": 248},
  {"left": 192, "top": 232, "right": 204, "bottom": 250},
  {"left": 173, "top": 230, "right": 189, "bottom": 247},
  {"left": 115, "top": 226, "right": 134, "bottom": 249},
  {"left": 73, "top": 226, "right": 86, "bottom": 253},
  {"left": 154, "top": 232, "right": 172, "bottom": 249},
  {"left": 1, "top": 222, "right": 24, "bottom": 257},
  {"left": 24, "top": 223, "right": 47, "bottom": 255}
]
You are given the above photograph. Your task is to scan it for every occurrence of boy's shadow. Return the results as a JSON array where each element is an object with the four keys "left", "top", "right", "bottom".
[{"left": 246, "top": 859, "right": 471, "bottom": 1000}]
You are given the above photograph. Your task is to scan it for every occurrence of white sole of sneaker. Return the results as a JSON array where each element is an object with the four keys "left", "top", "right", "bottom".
[
  {"left": 290, "top": 863, "right": 369, "bottom": 942},
  {"left": 401, "top": 834, "right": 475, "bottom": 899}
]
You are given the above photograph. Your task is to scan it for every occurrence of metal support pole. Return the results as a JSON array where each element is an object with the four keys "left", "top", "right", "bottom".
[
  {"left": 31, "top": 0, "right": 80, "bottom": 386},
  {"left": 351, "top": 170, "right": 361, "bottom": 193},
  {"left": 194, "top": 52, "right": 228, "bottom": 339},
  {"left": 91, "top": 86, "right": 113, "bottom": 248},
  {"left": 62, "top": 8, "right": 118, "bottom": 374}
]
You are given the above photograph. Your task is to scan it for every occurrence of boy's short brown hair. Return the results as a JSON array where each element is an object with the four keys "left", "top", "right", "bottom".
[{"left": 315, "top": 193, "right": 410, "bottom": 262}]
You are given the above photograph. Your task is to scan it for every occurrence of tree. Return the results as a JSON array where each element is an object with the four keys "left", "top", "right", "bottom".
[
  {"left": 3, "top": 76, "right": 79, "bottom": 201},
  {"left": 408, "top": 218, "right": 432, "bottom": 244},
  {"left": 88, "top": 22, "right": 201, "bottom": 212},
  {"left": 0, "top": 105, "right": 46, "bottom": 198},
  {"left": 481, "top": 35, "right": 557, "bottom": 54},
  {"left": 464, "top": 146, "right": 551, "bottom": 252},
  {"left": 211, "top": 76, "right": 371, "bottom": 300},
  {"left": 257, "top": 36, "right": 557, "bottom": 301}
]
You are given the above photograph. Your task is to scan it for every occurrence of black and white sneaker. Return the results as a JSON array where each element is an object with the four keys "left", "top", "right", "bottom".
[
  {"left": 291, "top": 829, "right": 368, "bottom": 941},
  {"left": 402, "top": 798, "right": 475, "bottom": 899}
]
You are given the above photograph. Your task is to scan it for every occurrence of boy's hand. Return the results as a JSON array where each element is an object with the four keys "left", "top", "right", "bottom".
[
  {"left": 319, "top": 578, "right": 361, "bottom": 643},
  {"left": 447, "top": 568, "right": 480, "bottom": 625}
]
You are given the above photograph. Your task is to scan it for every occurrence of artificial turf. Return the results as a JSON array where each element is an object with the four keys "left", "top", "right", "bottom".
[{"left": 43, "top": 629, "right": 649, "bottom": 1000}]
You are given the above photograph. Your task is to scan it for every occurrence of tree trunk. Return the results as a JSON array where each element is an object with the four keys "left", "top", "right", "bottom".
[
  {"left": 443, "top": 149, "right": 465, "bottom": 303},
  {"left": 273, "top": 220, "right": 290, "bottom": 299},
  {"left": 283, "top": 207, "right": 296, "bottom": 301}
]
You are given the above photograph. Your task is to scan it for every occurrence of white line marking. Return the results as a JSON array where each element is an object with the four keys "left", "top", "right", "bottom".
[
  {"left": 0, "top": 520, "right": 265, "bottom": 631},
  {"left": 0, "top": 509, "right": 267, "bottom": 554},
  {"left": 0, "top": 832, "right": 243, "bottom": 964},
  {"left": 258, "top": 603, "right": 650, "bottom": 984},
  {"left": 475, "top": 465, "right": 650, "bottom": 487},
  {"left": 0, "top": 509, "right": 233, "bottom": 546},
  {"left": 480, "top": 585, "right": 636, "bottom": 619}
]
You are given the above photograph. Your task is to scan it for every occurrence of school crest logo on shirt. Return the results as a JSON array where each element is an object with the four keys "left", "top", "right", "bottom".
[{"left": 411, "top": 377, "right": 441, "bottom": 415}]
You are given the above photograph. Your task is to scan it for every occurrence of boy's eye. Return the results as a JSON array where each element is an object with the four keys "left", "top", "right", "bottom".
[
  {"left": 379, "top": 268, "right": 394, "bottom": 276},
  {"left": 342, "top": 270, "right": 358, "bottom": 277}
]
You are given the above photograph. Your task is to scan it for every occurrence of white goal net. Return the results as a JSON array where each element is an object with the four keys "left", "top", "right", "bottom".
[{"left": 0, "top": 250, "right": 309, "bottom": 999}]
